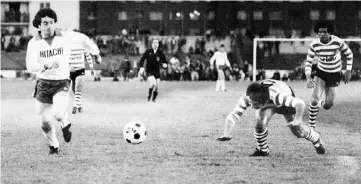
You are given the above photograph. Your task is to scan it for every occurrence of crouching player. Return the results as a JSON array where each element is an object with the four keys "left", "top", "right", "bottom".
[{"left": 217, "top": 79, "right": 326, "bottom": 156}]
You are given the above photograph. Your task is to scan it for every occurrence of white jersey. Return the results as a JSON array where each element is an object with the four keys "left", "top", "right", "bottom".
[
  {"left": 26, "top": 30, "right": 100, "bottom": 80},
  {"left": 210, "top": 51, "right": 230, "bottom": 67},
  {"left": 305, "top": 35, "right": 353, "bottom": 75}
]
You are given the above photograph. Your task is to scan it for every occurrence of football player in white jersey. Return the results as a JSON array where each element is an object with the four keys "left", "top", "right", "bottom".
[
  {"left": 217, "top": 79, "right": 325, "bottom": 156},
  {"left": 305, "top": 21, "right": 353, "bottom": 129},
  {"left": 26, "top": 8, "right": 100, "bottom": 155},
  {"left": 210, "top": 44, "right": 231, "bottom": 92},
  {"left": 69, "top": 37, "right": 101, "bottom": 114}
]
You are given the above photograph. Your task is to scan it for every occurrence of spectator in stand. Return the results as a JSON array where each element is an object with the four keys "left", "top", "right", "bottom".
[
  {"left": 272, "top": 71, "right": 281, "bottom": 80},
  {"left": 169, "top": 54, "right": 180, "bottom": 81},
  {"left": 282, "top": 73, "right": 289, "bottom": 81},
  {"left": 121, "top": 55, "right": 131, "bottom": 81}
]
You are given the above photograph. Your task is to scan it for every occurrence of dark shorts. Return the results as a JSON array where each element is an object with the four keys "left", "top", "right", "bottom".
[
  {"left": 315, "top": 67, "right": 341, "bottom": 87},
  {"left": 33, "top": 79, "right": 71, "bottom": 104},
  {"left": 70, "top": 69, "right": 85, "bottom": 83},
  {"left": 147, "top": 71, "right": 160, "bottom": 79}
]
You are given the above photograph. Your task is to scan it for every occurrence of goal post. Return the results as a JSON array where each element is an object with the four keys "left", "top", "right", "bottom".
[{"left": 252, "top": 37, "right": 361, "bottom": 82}]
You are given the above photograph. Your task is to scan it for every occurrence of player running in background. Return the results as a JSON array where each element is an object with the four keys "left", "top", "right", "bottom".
[
  {"left": 26, "top": 8, "right": 101, "bottom": 155},
  {"left": 210, "top": 44, "right": 231, "bottom": 92},
  {"left": 305, "top": 21, "right": 353, "bottom": 129},
  {"left": 217, "top": 79, "right": 325, "bottom": 156},
  {"left": 139, "top": 39, "right": 168, "bottom": 102},
  {"left": 69, "top": 39, "right": 101, "bottom": 114}
]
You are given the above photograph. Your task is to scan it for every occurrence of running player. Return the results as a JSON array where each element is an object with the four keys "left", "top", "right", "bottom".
[
  {"left": 69, "top": 39, "right": 101, "bottom": 114},
  {"left": 26, "top": 8, "right": 100, "bottom": 154},
  {"left": 305, "top": 21, "right": 353, "bottom": 129}
]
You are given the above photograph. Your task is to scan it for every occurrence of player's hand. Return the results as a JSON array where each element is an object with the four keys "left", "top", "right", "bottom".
[
  {"left": 94, "top": 55, "right": 102, "bottom": 64},
  {"left": 139, "top": 67, "right": 145, "bottom": 73},
  {"left": 287, "top": 120, "right": 301, "bottom": 127},
  {"left": 306, "top": 75, "right": 315, "bottom": 88},
  {"left": 44, "top": 61, "right": 59, "bottom": 70},
  {"left": 69, "top": 66, "right": 75, "bottom": 72},
  {"left": 91, "top": 70, "right": 95, "bottom": 77},
  {"left": 344, "top": 70, "right": 351, "bottom": 84},
  {"left": 216, "top": 135, "right": 232, "bottom": 141},
  {"left": 52, "top": 60, "right": 59, "bottom": 69}
]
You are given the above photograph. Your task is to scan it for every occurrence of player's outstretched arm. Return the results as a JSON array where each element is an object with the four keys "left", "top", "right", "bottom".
[
  {"left": 217, "top": 95, "right": 248, "bottom": 141},
  {"left": 63, "top": 30, "right": 102, "bottom": 64}
]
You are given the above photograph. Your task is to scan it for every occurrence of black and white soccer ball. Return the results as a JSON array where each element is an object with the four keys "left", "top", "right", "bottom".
[{"left": 123, "top": 121, "right": 147, "bottom": 144}]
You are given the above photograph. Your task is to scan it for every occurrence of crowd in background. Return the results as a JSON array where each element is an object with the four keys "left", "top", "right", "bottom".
[{"left": 2, "top": 27, "right": 361, "bottom": 82}]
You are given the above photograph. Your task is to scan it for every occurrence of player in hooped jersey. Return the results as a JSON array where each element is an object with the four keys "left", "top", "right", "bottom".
[
  {"left": 217, "top": 79, "right": 325, "bottom": 156},
  {"left": 69, "top": 39, "right": 101, "bottom": 114},
  {"left": 26, "top": 8, "right": 101, "bottom": 154},
  {"left": 305, "top": 21, "right": 353, "bottom": 129}
]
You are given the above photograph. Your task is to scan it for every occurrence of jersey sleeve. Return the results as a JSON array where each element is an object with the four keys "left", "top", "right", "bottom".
[
  {"left": 339, "top": 39, "right": 353, "bottom": 70},
  {"left": 139, "top": 50, "right": 148, "bottom": 68},
  {"left": 26, "top": 38, "right": 43, "bottom": 73},
  {"left": 63, "top": 30, "right": 100, "bottom": 55},
  {"left": 305, "top": 42, "right": 316, "bottom": 76},
  {"left": 209, "top": 52, "right": 217, "bottom": 66},
  {"left": 227, "top": 94, "right": 251, "bottom": 123},
  {"left": 160, "top": 51, "right": 167, "bottom": 64}
]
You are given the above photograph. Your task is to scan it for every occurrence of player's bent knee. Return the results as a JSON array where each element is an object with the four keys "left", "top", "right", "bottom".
[
  {"left": 254, "top": 124, "right": 267, "bottom": 133},
  {"left": 53, "top": 112, "right": 64, "bottom": 122},
  {"left": 289, "top": 125, "right": 307, "bottom": 138},
  {"left": 310, "top": 98, "right": 319, "bottom": 106},
  {"left": 41, "top": 122, "right": 52, "bottom": 133}
]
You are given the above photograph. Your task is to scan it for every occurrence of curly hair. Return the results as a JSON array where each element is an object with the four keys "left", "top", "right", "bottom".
[
  {"left": 313, "top": 21, "right": 334, "bottom": 34},
  {"left": 32, "top": 8, "right": 57, "bottom": 28},
  {"left": 246, "top": 83, "right": 270, "bottom": 105}
]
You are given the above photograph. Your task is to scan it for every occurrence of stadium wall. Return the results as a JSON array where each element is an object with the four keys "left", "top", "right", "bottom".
[{"left": 79, "top": 1, "right": 361, "bottom": 37}]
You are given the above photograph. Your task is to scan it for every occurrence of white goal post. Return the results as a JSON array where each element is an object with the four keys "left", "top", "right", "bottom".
[{"left": 252, "top": 37, "right": 361, "bottom": 82}]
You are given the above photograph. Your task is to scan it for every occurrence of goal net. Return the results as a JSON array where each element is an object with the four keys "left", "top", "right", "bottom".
[{"left": 252, "top": 37, "right": 361, "bottom": 82}]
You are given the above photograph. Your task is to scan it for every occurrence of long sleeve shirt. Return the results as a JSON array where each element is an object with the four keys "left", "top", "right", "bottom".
[
  {"left": 26, "top": 30, "right": 99, "bottom": 80},
  {"left": 139, "top": 49, "right": 167, "bottom": 74},
  {"left": 209, "top": 51, "right": 230, "bottom": 68}
]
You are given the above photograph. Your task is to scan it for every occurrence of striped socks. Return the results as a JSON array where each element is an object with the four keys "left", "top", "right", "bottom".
[
  {"left": 254, "top": 129, "right": 269, "bottom": 154},
  {"left": 73, "top": 92, "right": 82, "bottom": 108},
  {"left": 308, "top": 103, "right": 319, "bottom": 129},
  {"left": 305, "top": 127, "right": 320, "bottom": 145}
]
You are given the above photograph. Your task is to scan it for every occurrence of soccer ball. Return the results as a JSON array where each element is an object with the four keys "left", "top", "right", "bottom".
[{"left": 123, "top": 121, "right": 147, "bottom": 144}]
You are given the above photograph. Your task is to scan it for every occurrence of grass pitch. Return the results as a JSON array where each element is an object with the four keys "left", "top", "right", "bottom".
[{"left": 1, "top": 79, "right": 361, "bottom": 184}]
